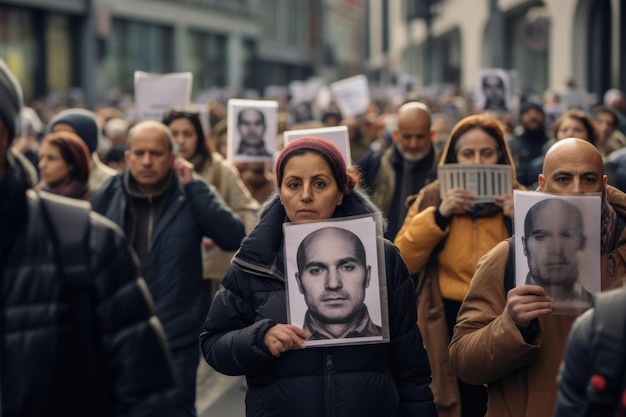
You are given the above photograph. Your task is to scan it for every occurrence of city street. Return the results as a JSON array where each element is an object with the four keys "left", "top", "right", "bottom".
[{"left": 196, "top": 361, "right": 246, "bottom": 417}]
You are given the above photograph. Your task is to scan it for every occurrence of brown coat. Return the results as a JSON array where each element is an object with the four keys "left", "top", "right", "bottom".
[{"left": 449, "top": 185, "right": 626, "bottom": 417}]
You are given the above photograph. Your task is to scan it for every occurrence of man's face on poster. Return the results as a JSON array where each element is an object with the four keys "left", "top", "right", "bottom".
[
  {"left": 483, "top": 75, "right": 505, "bottom": 103},
  {"left": 238, "top": 109, "right": 266, "bottom": 146},
  {"left": 296, "top": 228, "right": 371, "bottom": 325},
  {"left": 522, "top": 200, "right": 586, "bottom": 286}
]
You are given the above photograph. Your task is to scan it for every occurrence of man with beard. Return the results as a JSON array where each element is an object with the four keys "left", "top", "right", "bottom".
[
  {"left": 508, "top": 102, "right": 549, "bottom": 187},
  {"left": 449, "top": 138, "right": 626, "bottom": 417},
  {"left": 358, "top": 101, "right": 437, "bottom": 240}
]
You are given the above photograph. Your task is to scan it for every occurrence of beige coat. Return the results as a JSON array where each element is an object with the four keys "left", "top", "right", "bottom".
[{"left": 198, "top": 152, "right": 259, "bottom": 281}]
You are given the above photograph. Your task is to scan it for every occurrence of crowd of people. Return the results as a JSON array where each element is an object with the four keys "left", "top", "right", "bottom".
[{"left": 3, "top": 53, "right": 626, "bottom": 417}]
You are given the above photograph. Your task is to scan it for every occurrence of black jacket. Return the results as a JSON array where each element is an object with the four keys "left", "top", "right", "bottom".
[
  {"left": 92, "top": 173, "right": 245, "bottom": 348},
  {"left": 1, "top": 191, "right": 176, "bottom": 417},
  {"left": 199, "top": 190, "right": 436, "bottom": 417}
]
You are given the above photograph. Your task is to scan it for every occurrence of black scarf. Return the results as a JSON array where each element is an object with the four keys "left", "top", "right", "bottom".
[{"left": 0, "top": 152, "right": 29, "bottom": 262}]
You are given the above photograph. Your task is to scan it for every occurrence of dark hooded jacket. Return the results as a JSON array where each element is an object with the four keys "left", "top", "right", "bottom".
[
  {"left": 0, "top": 154, "right": 177, "bottom": 417},
  {"left": 199, "top": 190, "right": 436, "bottom": 417}
]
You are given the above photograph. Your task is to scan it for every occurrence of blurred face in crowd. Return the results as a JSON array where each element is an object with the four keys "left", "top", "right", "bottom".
[
  {"left": 595, "top": 112, "right": 616, "bottom": 143},
  {"left": 521, "top": 108, "right": 545, "bottom": 132},
  {"left": 523, "top": 199, "right": 585, "bottom": 286},
  {"left": 279, "top": 152, "right": 344, "bottom": 223},
  {"left": 393, "top": 104, "right": 433, "bottom": 161},
  {"left": 556, "top": 117, "right": 588, "bottom": 141},
  {"left": 38, "top": 139, "right": 72, "bottom": 187},
  {"left": 454, "top": 128, "right": 500, "bottom": 165},
  {"left": 296, "top": 227, "right": 371, "bottom": 332},
  {"left": 539, "top": 138, "right": 607, "bottom": 195},
  {"left": 168, "top": 117, "right": 198, "bottom": 160},
  {"left": 125, "top": 123, "right": 175, "bottom": 194},
  {"left": 238, "top": 109, "right": 266, "bottom": 146}
]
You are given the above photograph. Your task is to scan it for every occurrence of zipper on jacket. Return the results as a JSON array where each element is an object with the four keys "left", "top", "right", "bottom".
[
  {"left": 609, "top": 251, "right": 615, "bottom": 279},
  {"left": 324, "top": 353, "right": 335, "bottom": 417}
]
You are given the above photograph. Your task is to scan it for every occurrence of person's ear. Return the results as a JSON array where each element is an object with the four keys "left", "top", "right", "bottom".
[
  {"left": 295, "top": 272, "right": 304, "bottom": 294},
  {"left": 603, "top": 175, "right": 608, "bottom": 187},
  {"left": 124, "top": 149, "right": 131, "bottom": 165},
  {"left": 580, "top": 235, "right": 587, "bottom": 251},
  {"left": 522, "top": 236, "right": 528, "bottom": 257},
  {"left": 538, "top": 174, "right": 546, "bottom": 191},
  {"left": 365, "top": 266, "right": 371, "bottom": 288},
  {"left": 337, "top": 192, "right": 343, "bottom": 206},
  {"left": 429, "top": 129, "right": 435, "bottom": 143},
  {"left": 392, "top": 129, "right": 400, "bottom": 144}
]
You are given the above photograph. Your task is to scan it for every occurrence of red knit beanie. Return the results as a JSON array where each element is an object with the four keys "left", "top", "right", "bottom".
[{"left": 274, "top": 136, "right": 347, "bottom": 191}]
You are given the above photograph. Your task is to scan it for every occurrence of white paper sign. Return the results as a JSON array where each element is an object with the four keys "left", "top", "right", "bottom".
[
  {"left": 134, "top": 71, "right": 192, "bottom": 122},
  {"left": 438, "top": 164, "right": 512, "bottom": 203},
  {"left": 283, "top": 126, "right": 352, "bottom": 167},
  {"left": 330, "top": 74, "right": 370, "bottom": 117}
]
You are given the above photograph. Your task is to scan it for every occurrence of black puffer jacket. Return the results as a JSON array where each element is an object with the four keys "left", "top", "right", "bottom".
[
  {"left": 199, "top": 190, "right": 436, "bottom": 417},
  {"left": 1, "top": 191, "right": 176, "bottom": 417}
]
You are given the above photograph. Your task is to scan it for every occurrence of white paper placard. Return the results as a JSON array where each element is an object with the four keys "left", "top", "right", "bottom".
[
  {"left": 330, "top": 74, "right": 370, "bottom": 118},
  {"left": 134, "top": 71, "right": 192, "bottom": 122},
  {"left": 283, "top": 126, "right": 352, "bottom": 167}
]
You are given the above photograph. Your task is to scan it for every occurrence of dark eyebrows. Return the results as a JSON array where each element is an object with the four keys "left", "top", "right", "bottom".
[
  {"left": 550, "top": 170, "right": 600, "bottom": 179},
  {"left": 304, "top": 256, "right": 361, "bottom": 271}
]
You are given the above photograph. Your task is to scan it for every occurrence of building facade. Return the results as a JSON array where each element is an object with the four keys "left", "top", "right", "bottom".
[
  {"left": 0, "top": 0, "right": 365, "bottom": 107},
  {"left": 366, "top": 0, "right": 626, "bottom": 105}
]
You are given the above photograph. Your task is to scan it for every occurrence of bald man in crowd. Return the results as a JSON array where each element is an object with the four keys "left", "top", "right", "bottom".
[
  {"left": 358, "top": 101, "right": 437, "bottom": 240},
  {"left": 448, "top": 138, "right": 626, "bottom": 417}
]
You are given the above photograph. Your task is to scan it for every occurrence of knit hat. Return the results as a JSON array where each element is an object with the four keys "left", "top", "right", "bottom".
[
  {"left": 0, "top": 59, "right": 23, "bottom": 143},
  {"left": 48, "top": 108, "right": 100, "bottom": 153},
  {"left": 274, "top": 136, "right": 347, "bottom": 191}
]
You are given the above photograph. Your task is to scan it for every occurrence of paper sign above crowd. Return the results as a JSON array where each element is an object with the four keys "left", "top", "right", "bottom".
[
  {"left": 330, "top": 74, "right": 370, "bottom": 118},
  {"left": 134, "top": 71, "right": 192, "bottom": 122},
  {"left": 227, "top": 98, "right": 278, "bottom": 163},
  {"left": 283, "top": 126, "right": 352, "bottom": 167}
]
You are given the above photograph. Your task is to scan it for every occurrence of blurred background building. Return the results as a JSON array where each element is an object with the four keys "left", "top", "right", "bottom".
[{"left": 0, "top": 0, "right": 624, "bottom": 109}]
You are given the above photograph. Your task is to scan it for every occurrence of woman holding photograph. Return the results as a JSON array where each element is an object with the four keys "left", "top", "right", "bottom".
[
  {"left": 394, "top": 114, "right": 522, "bottom": 417},
  {"left": 200, "top": 137, "right": 436, "bottom": 417}
]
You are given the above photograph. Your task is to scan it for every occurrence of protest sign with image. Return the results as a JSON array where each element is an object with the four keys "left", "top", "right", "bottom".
[
  {"left": 513, "top": 190, "right": 601, "bottom": 312},
  {"left": 284, "top": 214, "right": 389, "bottom": 347},
  {"left": 227, "top": 99, "right": 278, "bottom": 163}
]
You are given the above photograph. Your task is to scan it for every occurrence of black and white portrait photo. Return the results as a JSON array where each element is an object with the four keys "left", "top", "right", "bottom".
[
  {"left": 284, "top": 215, "right": 389, "bottom": 347},
  {"left": 476, "top": 69, "right": 511, "bottom": 113},
  {"left": 514, "top": 191, "right": 601, "bottom": 310},
  {"left": 227, "top": 99, "right": 277, "bottom": 162}
]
